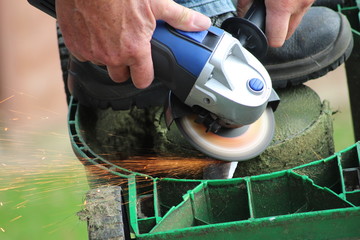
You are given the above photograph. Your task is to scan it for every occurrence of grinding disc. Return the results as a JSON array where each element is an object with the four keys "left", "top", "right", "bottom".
[{"left": 175, "top": 107, "right": 275, "bottom": 161}]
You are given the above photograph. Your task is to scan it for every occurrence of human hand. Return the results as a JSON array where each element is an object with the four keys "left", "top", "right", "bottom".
[
  {"left": 56, "top": 0, "right": 211, "bottom": 89},
  {"left": 237, "top": 0, "right": 315, "bottom": 47}
]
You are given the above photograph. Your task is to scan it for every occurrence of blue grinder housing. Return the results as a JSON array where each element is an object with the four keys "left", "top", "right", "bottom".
[{"left": 152, "top": 20, "right": 225, "bottom": 102}]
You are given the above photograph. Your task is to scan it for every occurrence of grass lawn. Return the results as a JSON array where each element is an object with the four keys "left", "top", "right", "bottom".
[
  {"left": 0, "top": 168, "right": 89, "bottom": 240},
  {"left": 0, "top": 118, "right": 90, "bottom": 240}
]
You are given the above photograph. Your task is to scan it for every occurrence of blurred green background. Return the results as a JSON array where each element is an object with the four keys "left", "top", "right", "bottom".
[
  {"left": 0, "top": 103, "right": 90, "bottom": 239},
  {"left": 0, "top": 1, "right": 90, "bottom": 239},
  {"left": 0, "top": 1, "right": 356, "bottom": 240}
]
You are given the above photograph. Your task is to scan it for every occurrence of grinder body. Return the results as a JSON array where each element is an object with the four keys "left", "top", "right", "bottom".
[
  {"left": 152, "top": 20, "right": 275, "bottom": 128},
  {"left": 28, "top": 0, "right": 279, "bottom": 161}
]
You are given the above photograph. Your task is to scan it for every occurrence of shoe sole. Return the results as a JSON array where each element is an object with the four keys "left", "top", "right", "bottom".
[
  {"left": 265, "top": 13, "right": 354, "bottom": 89},
  {"left": 68, "top": 58, "right": 170, "bottom": 110}
]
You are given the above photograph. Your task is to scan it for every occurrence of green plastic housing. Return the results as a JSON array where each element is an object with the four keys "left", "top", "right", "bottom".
[{"left": 69, "top": 104, "right": 360, "bottom": 239}]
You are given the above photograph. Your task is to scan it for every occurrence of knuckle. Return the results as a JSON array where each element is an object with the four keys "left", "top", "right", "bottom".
[
  {"left": 164, "top": 6, "right": 193, "bottom": 26},
  {"left": 177, "top": 8, "right": 192, "bottom": 26},
  {"left": 122, "top": 40, "right": 149, "bottom": 62}
]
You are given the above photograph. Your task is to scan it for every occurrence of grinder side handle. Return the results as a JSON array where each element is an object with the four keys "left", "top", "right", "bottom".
[
  {"left": 243, "top": 0, "right": 266, "bottom": 32},
  {"left": 221, "top": 0, "right": 268, "bottom": 58}
]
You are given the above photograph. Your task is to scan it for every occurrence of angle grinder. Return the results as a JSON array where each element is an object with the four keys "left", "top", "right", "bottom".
[{"left": 28, "top": 0, "right": 279, "bottom": 162}]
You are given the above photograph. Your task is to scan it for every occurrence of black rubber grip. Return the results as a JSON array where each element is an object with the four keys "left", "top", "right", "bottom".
[
  {"left": 28, "top": 0, "right": 56, "bottom": 17},
  {"left": 151, "top": 38, "right": 197, "bottom": 102},
  {"left": 243, "top": 0, "right": 266, "bottom": 32}
]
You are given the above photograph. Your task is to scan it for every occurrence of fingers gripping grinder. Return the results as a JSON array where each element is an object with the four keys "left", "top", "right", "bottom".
[
  {"left": 153, "top": 0, "right": 279, "bottom": 161},
  {"left": 28, "top": 0, "right": 279, "bottom": 162}
]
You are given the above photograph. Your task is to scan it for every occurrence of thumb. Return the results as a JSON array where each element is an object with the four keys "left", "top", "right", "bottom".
[{"left": 152, "top": 0, "right": 211, "bottom": 31}]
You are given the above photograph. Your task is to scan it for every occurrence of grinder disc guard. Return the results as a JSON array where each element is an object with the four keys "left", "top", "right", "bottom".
[{"left": 175, "top": 107, "right": 275, "bottom": 161}]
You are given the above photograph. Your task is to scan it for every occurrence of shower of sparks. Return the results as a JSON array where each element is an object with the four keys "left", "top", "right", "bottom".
[
  {"left": 0, "top": 95, "right": 15, "bottom": 104},
  {"left": 1, "top": 153, "right": 90, "bottom": 236},
  {"left": 9, "top": 216, "right": 22, "bottom": 222},
  {"left": 9, "top": 109, "right": 31, "bottom": 116},
  {"left": 0, "top": 115, "right": 90, "bottom": 237},
  {"left": 4, "top": 87, "right": 37, "bottom": 99},
  {"left": 0, "top": 85, "right": 227, "bottom": 239},
  {"left": 0, "top": 85, "right": 92, "bottom": 239}
]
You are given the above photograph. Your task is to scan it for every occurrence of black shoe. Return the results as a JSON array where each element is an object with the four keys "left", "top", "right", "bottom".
[
  {"left": 262, "top": 7, "right": 353, "bottom": 89},
  {"left": 67, "top": 57, "right": 169, "bottom": 110}
]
